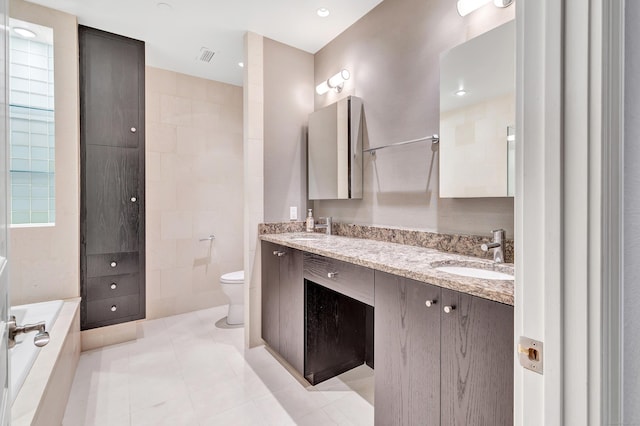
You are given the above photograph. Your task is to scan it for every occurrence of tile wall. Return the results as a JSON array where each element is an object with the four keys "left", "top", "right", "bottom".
[{"left": 145, "top": 66, "right": 243, "bottom": 319}]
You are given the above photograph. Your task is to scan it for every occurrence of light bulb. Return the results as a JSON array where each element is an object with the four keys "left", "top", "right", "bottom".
[
  {"left": 316, "top": 69, "right": 350, "bottom": 95},
  {"left": 456, "top": 0, "right": 492, "bottom": 16},
  {"left": 316, "top": 8, "right": 330, "bottom": 18},
  {"left": 327, "top": 69, "right": 350, "bottom": 88},
  {"left": 316, "top": 81, "right": 330, "bottom": 95}
]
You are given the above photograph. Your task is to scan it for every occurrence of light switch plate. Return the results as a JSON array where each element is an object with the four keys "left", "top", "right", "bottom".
[{"left": 289, "top": 206, "right": 298, "bottom": 221}]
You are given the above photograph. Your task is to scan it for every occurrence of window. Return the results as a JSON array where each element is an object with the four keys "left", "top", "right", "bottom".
[{"left": 8, "top": 20, "right": 54, "bottom": 225}]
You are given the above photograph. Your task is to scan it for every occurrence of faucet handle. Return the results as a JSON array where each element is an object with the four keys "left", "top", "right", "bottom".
[{"left": 491, "top": 229, "right": 506, "bottom": 242}]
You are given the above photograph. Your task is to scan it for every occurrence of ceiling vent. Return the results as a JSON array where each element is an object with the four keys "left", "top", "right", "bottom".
[{"left": 197, "top": 47, "right": 215, "bottom": 63}]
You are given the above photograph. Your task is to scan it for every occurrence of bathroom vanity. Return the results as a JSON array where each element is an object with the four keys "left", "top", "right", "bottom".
[{"left": 260, "top": 232, "right": 514, "bottom": 425}]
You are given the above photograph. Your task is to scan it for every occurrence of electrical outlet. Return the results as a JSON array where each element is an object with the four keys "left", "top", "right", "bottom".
[{"left": 289, "top": 206, "right": 298, "bottom": 221}]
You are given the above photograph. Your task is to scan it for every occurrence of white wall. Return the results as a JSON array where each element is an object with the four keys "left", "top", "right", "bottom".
[
  {"left": 9, "top": 0, "right": 79, "bottom": 305},
  {"left": 263, "top": 38, "right": 314, "bottom": 222},
  {"left": 313, "top": 0, "right": 515, "bottom": 236}
]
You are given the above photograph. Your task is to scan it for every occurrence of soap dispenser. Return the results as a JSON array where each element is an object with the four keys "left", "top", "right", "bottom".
[{"left": 305, "top": 209, "right": 315, "bottom": 232}]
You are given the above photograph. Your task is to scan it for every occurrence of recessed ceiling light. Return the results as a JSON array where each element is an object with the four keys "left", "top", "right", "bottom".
[
  {"left": 316, "top": 8, "right": 330, "bottom": 18},
  {"left": 157, "top": 2, "right": 172, "bottom": 10},
  {"left": 238, "top": 62, "right": 244, "bottom": 68},
  {"left": 13, "top": 27, "right": 36, "bottom": 38},
  {"left": 455, "top": 89, "right": 468, "bottom": 96}
]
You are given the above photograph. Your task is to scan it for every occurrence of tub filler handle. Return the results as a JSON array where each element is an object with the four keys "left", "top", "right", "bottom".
[{"left": 7, "top": 315, "right": 50, "bottom": 348}]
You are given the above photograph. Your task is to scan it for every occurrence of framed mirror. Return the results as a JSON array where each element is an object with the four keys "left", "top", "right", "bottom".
[
  {"left": 439, "top": 20, "right": 515, "bottom": 198},
  {"left": 308, "top": 96, "right": 363, "bottom": 200}
]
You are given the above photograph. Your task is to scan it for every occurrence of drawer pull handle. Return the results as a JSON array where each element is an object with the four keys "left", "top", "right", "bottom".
[
  {"left": 111, "top": 305, "right": 117, "bottom": 312},
  {"left": 110, "top": 283, "right": 117, "bottom": 290},
  {"left": 327, "top": 272, "right": 338, "bottom": 279},
  {"left": 110, "top": 261, "right": 117, "bottom": 268},
  {"left": 273, "top": 251, "right": 285, "bottom": 257},
  {"left": 130, "top": 196, "right": 137, "bottom": 203},
  {"left": 130, "top": 127, "right": 137, "bottom": 133},
  {"left": 425, "top": 300, "right": 436, "bottom": 308},
  {"left": 443, "top": 305, "right": 456, "bottom": 314}
]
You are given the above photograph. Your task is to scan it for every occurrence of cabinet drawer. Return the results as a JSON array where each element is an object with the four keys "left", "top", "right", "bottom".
[
  {"left": 86, "top": 273, "right": 140, "bottom": 301},
  {"left": 303, "top": 253, "right": 374, "bottom": 306},
  {"left": 86, "top": 294, "right": 140, "bottom": 324},
  {"left": 87, "top": 252, "right": 139, "bottom": 277}
]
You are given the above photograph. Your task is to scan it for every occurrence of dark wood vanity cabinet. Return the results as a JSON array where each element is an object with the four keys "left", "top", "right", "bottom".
[
  {"left": 374, "top": 271, "right": 514, "bottom": 426},
  {"left": 440, "top": 288, "right": 514, "bottom": 426},
  {"left": 375, "top": 272, "right": 441, "bottom": 425},
  {"left": 261, "top": 241, "right": 304, "bottom": 374},
  {"left": 79, "top": 26, "right": 146, "bottom": 330}
]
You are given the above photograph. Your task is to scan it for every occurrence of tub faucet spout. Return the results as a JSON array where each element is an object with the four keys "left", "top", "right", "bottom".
[{"left": 8, "top": 316, "right": 50, "bottom": 348}]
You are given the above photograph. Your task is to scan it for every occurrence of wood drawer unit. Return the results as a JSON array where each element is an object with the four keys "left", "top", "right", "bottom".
[
  {"left": 86, "top": 294, "right": 141, "bottom": 325},
  {"left": 86, "top": 274, "right": 140, "bottom": 301},
  {"left": 86, "top": 252, "right": 139, "bottom": 277},
  {"left": 80, "top": 25, "right": 145, "bottom": 330},
  {"left": 303, "top": 252, "right": 374, "bottom": 306}
]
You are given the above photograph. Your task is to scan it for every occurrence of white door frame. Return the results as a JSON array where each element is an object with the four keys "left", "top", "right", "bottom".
[
  {"left": 600, "top": 0, "right": 626, "bottom": 423},
  {"left": 516, "top": 0, "right": 608, "bottom": 424}
]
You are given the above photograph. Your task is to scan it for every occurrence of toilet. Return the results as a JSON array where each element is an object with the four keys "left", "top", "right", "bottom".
[{"left": 220, "top": 270, "right": 244, "bottom": 325}]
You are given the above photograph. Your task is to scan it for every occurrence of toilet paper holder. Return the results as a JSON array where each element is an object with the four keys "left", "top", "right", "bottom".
[{"left": 199, "top": 235, "right": 216, "bottom": 242}]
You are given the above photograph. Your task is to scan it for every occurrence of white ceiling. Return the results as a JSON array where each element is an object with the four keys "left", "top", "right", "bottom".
[{"left": 23, "top": 0, "right": 384, "bottom": 86}]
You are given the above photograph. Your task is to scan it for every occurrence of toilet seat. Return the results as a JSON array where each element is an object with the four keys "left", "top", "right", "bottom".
[{"left": 220, "top": 270, "right": 244, "bottom": 284}]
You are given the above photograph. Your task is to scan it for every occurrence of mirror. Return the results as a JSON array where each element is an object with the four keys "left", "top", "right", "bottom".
[
  {"left": 308, "top": 96, "right": 363, "bottom": 200},
  {"left": 439, "top": 20, "right": 515, "bottom": 198}
]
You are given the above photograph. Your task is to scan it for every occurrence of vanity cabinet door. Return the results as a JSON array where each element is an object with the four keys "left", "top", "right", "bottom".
[
  {"left": 278, "top": 247, "right": 304, "bottom": 374},
  {"left": 261, "top": 241, "right": 281, "bottom": 351},
  {"left": 440, "top": 289, "right": 514, "bottom": 426},
  {"left": 260, "top": 241, "right": 304, "bottom": 375},
  {"left": 374, "top": 271, "right": 441, "bottom": 426}
]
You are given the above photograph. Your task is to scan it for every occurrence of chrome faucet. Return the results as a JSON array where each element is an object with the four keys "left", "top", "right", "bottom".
[
  {"left": 481, "top": 229, "right": 505, "bottom": 263},
  {"left": 314, "top": 217, "right": 333, "bottom": 235},
  {"left": 8, "top": 316, "right": 50, "bottom": 348}
]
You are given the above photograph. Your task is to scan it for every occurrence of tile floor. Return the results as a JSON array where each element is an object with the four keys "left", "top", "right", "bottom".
[{"left": 62, "top": 305, "right": 374, "bottom": 425}]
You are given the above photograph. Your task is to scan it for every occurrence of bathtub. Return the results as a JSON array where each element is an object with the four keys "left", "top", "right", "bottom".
[
  {"left": 9, "top": 300, "right": 63, "bottom": 404},
  {"left": 11, "top": 298, "right": 80, "bottom": 426}
]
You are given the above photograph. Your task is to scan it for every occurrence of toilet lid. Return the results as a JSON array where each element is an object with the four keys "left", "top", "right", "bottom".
[{"left": 221, "top": 270, "right": 244, "bottom": 284}]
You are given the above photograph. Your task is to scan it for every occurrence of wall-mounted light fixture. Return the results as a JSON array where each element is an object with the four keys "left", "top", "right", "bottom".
[
  {"left": 457, "top": 0, "right": 513, "bottom": 17},
  {"left": 316, "top": 69, "right": 350, "bottom": 95}
]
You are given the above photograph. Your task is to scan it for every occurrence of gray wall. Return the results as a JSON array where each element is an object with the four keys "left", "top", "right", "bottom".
[
  {"left": 263, "top": 38, "right": 314, "bottom": 222},
  {"left": 624, "top": 0, "right": 640, "bottom": 421},
  {"left": 312, "top": 0, "right": 514, "bottom": 236}
]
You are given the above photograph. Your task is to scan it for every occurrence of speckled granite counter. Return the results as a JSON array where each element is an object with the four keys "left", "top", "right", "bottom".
[{"left": 260, "top": 232, "right": 514, "bottom": 305}]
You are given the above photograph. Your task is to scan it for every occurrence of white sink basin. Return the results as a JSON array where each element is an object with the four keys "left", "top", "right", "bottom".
[{"left": 435, "top": 266, "right": 514, "bottom": 281}]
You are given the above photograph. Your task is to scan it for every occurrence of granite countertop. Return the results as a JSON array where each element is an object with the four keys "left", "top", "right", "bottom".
[{"left": 260, "top": 232, "right": 514, "bottom": 305}]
